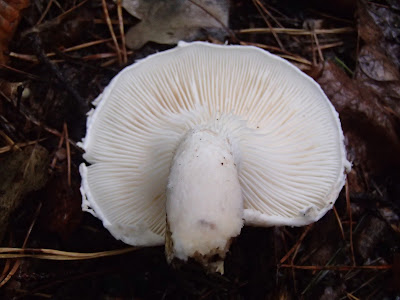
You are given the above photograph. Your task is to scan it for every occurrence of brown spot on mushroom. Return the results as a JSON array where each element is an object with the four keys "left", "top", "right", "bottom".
[{"left": 198, "top": 219, "right": 217, "bottom": 230}]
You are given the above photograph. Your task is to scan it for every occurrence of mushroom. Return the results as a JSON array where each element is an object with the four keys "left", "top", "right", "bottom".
[{"left": 79, "top": 41, "right": 350, "bottom": 273}]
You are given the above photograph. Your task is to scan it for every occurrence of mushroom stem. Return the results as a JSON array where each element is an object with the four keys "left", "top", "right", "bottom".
[{"left": 166, "top": 128, "right": 244, "bottom": 273}]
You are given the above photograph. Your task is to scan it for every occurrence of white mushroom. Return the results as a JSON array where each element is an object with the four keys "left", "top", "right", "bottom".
[{"left": 79, "top": 41, "right": 350, "bottom": 273}]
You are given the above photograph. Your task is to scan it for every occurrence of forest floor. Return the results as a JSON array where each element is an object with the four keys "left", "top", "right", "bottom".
[{"left": 0, "top": 0, "right": 399, "bottom": 299}]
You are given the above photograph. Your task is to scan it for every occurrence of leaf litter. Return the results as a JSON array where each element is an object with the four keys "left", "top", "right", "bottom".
[{"left": 0, "top": 0, "right": 399, "bottom": 298}]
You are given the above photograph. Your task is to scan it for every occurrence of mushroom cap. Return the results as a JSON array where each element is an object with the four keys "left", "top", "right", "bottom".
[{"left": 79, "top": 41, "right": 350, "bottom": 246}]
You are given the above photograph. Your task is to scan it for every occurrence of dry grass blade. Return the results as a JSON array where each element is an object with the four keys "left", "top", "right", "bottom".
[
  {"left": 0, "top": 64, "right": 42, "bottom": 80},
  {"left": 313, "top": 31, "right": 324, "bottom": 62},
  {"left": 343, "top": 272, "right": 384, "bottom": 300},
  {"left": 347, "top": 293, "right": 360, "bottom": 300},
  {"left": 53, "top": 0, "right": 89, "bottom": 22},
  {"left": 8, "top": 52, "right": 39, "bottom": 62},
  {"left": 346, "top": 180, "right": 356, "bottom": 266},
  {"left": 9, "top": 38, "right": 116, "bottom": 62},
  {"left": 0, "top": 202, "right": 42, "bottom": 288},
  {"left": 0, "top": 139, "right": 47, "bottom": 154},
  {"left": 0, "top": 247, "right": 139, "bottom": 260},
  {"left": 60, "top": 38, "right": 115, "bottom": 53},
  {"left": 0, "top": 130, "right": 16, "bottom": 147},
  {"left": 82, "top": 52, "right": 132, "bottom": 60},
  {"left": 239, "top": 41, "right": 312, "bottom": 65},
  {"left": 116, "top": 0, "right": 127, "bottom": 64},
  {"left": 36, "top": 0, "right": 54, "bottom": 25},
  {"left": 102, "top": 0, "right": 122, "bottom": 64},
  {"left": 280, "top": 264, "right": 392, "bottom": 271},
  {"left": 312, "top": 41, "right": 344, "bottom": 51},
  {"left": 238, "top": 27, "right": 355, "bottom": 35},
  {"left": 63, "top": 122, "right": 71, "bottom": 187},
  {"left": 280, "top": 224, "right": 314, "bottom": 265},
  {"left": 0, "top": 258, "right": 11, "bottom": 283},
  {"left": 333, "top": 206, "right": 346, "bottom": 240},
  {"left": 278, "top": 54, "right": 312, "bottom": 65},
  {"left": 0, "top": 262, "right": 21, "bottom": 288},
  {"left": 252, "top": 0, "right": 285, "bottom": 50}
]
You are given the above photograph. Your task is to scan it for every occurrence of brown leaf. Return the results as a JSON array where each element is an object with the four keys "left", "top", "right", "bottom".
[
  {"left": 0, "top": 0, "right": 30, "bottom": 64},
  {"left": 357, "top": 1, "right": 400, "bottom": 70},
  {"left": 317, "top": 61, "right": 400, "bottom": 190},
  {"left": 320, "top": 1, "right": 400, "bottom": 190},
  {"left": 358, "top": 44, "right": 400, "bottom": 82},
  {"left": 356, "top": 1, "right": 400, "bottom": 119},
  {"left": 123, "top": 0, "right": 230, "bottom": 49},
  {"left": 0, "top": 145, "right": 49, "bottom": 242}
]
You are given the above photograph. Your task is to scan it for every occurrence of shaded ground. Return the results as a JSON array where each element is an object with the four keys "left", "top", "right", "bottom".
[{"left": 0, "top": 0, "right": 400, "bottom": 299}]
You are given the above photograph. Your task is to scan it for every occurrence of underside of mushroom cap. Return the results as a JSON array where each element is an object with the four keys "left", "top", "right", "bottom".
[{"left": 79, "top": 41, "right": 350, "bottom": 246}]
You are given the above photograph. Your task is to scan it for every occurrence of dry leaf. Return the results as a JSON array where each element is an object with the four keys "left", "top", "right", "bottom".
[
  {"left": 356, "top": 1, "right": 400, "bottom": 118},
  {"left": 317, "top": 2, "right": 400, "bottom": 192},
  {"left": 0, "top": 145, "right": 48, "bottom": 242},
  {"left": 357, "top": 1, "right": 400, "bottom": 69},
  {"left": 318, "top": 61, "right": 400, "bottom": 191},
  {"left": 122, "top": 0, "right": 230, "bottom": 49},
  {"left": 0, "top": 0, "right": 30, "bottom": 63}
]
